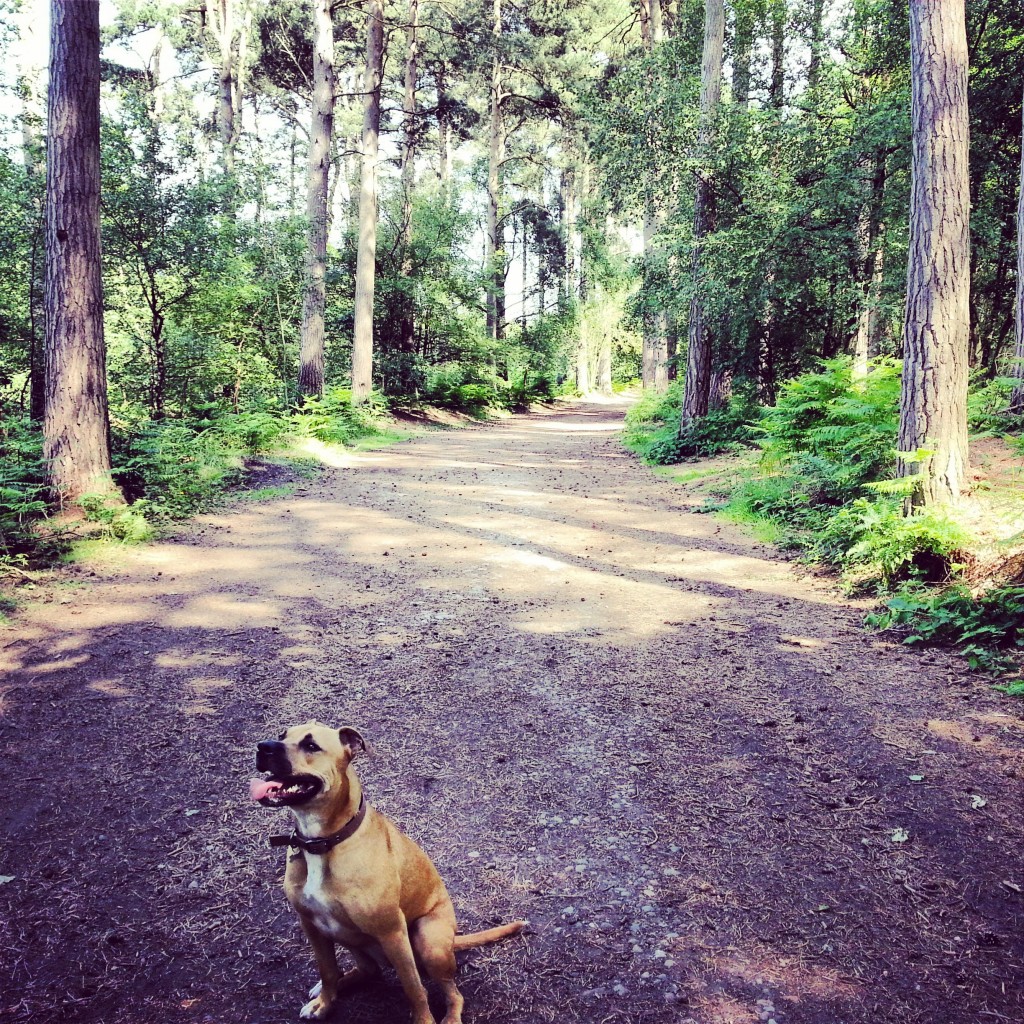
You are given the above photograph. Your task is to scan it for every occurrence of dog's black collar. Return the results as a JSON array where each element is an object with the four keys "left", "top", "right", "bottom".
[{"left": 269, "top": 795, "right": 367, "bottom": 855}]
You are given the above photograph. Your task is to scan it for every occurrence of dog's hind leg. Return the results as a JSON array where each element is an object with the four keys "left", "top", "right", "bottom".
[
  {"left": 412, "top": 910, "right": 465, "bottom": 1024},
  {"left": 377, "top": 920, "right": 436, "bottom": 1024}
]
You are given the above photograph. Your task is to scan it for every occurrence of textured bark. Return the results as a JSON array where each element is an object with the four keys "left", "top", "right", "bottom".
[
  {"left": 853, "top": 151, "right": 886, "bottom": 379},
  {"left": 486, "top": 0, "right": 505, "bottom": 343},
  {"left": 650, "top": 0, "right": 663, "bottom": 44},
  {"left": 732, "top": 3, "right": 753, "bottom": 109},
  {"left": 897, "top": 0, "right": 970, "bottom": 507},
  {"left": 709, "top": 368, "right": 732, "bottom": 410},
  {"left": 206, "top": 1, "right": 251, "bottom": 175},
  {"left": 44, "top": 0, "right": 116, "bottom": 501},
  {"left": 680, "top": 0, "right": 724, "bottom": 429},
  {"left": 807, "top": 0, "right": 825, "bottom": 93},
  {"left": 769, "top": 0, "right": 785, "bottom": 109},
  {"left": 435, "top": 69, "right": 452, "bottom": 186},
  {"left": 351, "top": 0, "right": 383, "bottom": 403},
  {"left": 1010, "top": 86, "right": 1024, "bottom": 412},
  {"left": 297, "top": 0, "right": 335, "bottom": 398},
  {"left": 639, "top": 0, "right": 665, "bottom": 389},
  {"left": 597, "top": 326, "right": 613, "bottom": 395},
  {"left": 398, "top": 0, "right": 419, "bottom": 356},
  {"left": 17, "top": 1, "right": 46, "bottom": 419}
]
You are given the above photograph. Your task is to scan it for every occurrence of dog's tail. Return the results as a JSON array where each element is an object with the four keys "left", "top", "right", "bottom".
[{"left": 453, "top": 920, "right": 528, "bottom": 951}]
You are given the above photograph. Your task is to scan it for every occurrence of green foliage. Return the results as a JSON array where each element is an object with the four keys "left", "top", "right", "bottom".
[
  {"left": 79, "top": 494, "right": 154, "bottom": 544},
  {"left": 625, "top": 381, "right": 760, "bottom": 463},
  {"left": 111, "top": 420, "right": 247, "bottom": 519},
  {"left": 293, "top": 388, "right": 388, "bottom": 443},
  {"left": 810, "top": 497, "right": 970, "bottom": 584},
  {"left": 420, "top": 364, "right": 496, "bottom": 416},
  {"left": 968, "top": 374, "right": 1024, "bottom": 432},
  {"left": 866, "top": 585, "right": 1024, "bottom": 684},
  {"left": 757, "top": 358, "right": 901, "bottom": 492},
  {"left": 719, "top": 358, "right": 974, "bottom": 589},
  {"left": 0, "top": 417, "right": 47, "bottom": 566}
]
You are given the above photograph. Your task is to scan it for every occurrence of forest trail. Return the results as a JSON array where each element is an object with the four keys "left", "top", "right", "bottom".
[{"left": 2, "top": 398, "right": 1023, "bottom": 1024}]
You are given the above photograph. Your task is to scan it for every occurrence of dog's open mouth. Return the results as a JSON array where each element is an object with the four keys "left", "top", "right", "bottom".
[{"left": 249, "top": 774, "right": 322, "bottom": 807}]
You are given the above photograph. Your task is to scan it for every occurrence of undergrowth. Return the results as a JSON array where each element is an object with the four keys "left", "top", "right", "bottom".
[
  {"left": 624, "top": 381, "right": 760, "bottom": 461},
  {"left": 0, "top": 367, "right": 561, "bottom": 569},
  {"left": 624, "top": 358, "right": 1024, "bottom": 693},
  {"left": 719, "top": 358, "right": 971, "bottom": 590},
  {"left": 867, "top": 585, "right": 1024, "bottom": 693}
]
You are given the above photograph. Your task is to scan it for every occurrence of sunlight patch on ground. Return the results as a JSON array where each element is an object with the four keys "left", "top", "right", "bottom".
[
  {"left": 154, "top": 650, "right": 244, "bottom": 669},
  {"left": 528, "top": 419, "right": 624, "bottom": 433},
  {"left": 188, "top": 676, "right": 233, "bottom": 696},
  {"left": 484, "top": 548, "right": 568, "bottom": 572},
  {"left": 87, "top": 678, "right": 132, "bottom": 698},
  {"left": 703, "top": 943, "right": 863, "bottom": 1004},
  {"left": 165, "top": 595, "right": 282, "bottom": 629}
]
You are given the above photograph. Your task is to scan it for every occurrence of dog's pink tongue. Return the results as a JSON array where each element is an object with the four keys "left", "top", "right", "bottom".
[{"left": 250, "top": 779, "right": 282, "bottom": 801}]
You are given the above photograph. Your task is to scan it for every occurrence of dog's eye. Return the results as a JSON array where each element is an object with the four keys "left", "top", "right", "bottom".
[{"left": 299, "top": 737, "right": 321, "bottom": 754}]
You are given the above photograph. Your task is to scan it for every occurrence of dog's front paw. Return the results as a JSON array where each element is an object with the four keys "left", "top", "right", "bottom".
[
  {"left": 307, "top": 980, "right": 322, "bottom": 1000},
  {"left": 299, "top": 995, "right": 331, "bottom": 1020}
]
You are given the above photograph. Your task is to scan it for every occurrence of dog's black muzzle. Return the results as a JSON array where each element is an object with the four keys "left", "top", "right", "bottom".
[{"left": 256, "top": 740, "right": 291, "bottom": 776}]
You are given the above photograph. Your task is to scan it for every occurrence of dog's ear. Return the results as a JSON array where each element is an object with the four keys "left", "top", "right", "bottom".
[{"left": 338, "top": 726, "right": 367, "bottom": 757}]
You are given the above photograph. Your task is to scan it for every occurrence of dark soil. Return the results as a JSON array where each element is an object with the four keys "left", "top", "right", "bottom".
[{"left": 1, "top": 398, "right": 1022, "bottom": 1024}]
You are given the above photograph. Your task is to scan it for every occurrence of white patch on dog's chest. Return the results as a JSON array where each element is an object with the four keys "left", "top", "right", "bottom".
[{"left": 300, "top": 855, "right": 354, "bottom": 942}]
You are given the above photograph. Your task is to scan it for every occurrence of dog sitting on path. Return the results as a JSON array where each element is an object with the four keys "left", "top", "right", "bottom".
[{"left": 251, "top": 722, "right": 526, "bottom": 1023}]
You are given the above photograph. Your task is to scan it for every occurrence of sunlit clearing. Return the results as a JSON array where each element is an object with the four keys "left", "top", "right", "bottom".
[
  {"left": 530, "top": 419, "right": 623, "bottom": 433},
  {"left": 87, "top": 679, "right": 133, "bottom": 697}
]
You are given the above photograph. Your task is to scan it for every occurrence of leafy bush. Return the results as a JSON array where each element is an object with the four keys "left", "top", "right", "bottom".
[
  {"left": 0, "top": 417, "right": 48, "bottom": 566},
  {"left": 421, "top": 364, "right": 497, "bottom": 415},
  {"left": 624, "top": 381, "right": 759, "bottom": 462},
  {"left": 293, "top": 387, "right": 388, "bottom": 443},
  {"left": 215, "top": 410, "right": 292, "bottom": 454},
  {"left": 967, "top": 374, "right": 1023, "bottom": 431},
  {"left": 719, "top": 359, "right": 977, "bottom": 591},
  {"left": 756, "top": 357, "right": 900, "bottom": 491},
  {"left": 809, "top": 496, "right": 969, "bottom": 584},
  {"left": 79, "top": 494, "right": 154, "bottom": 543},
  {"left": 506, "top": 371, "right": 559, "bottom": 411},
  {"left": 112, "top": 420, "right": 246, "bottom": 519},
  {"left": 866, "top": 585, "right": 1024, "bottom": 683}
]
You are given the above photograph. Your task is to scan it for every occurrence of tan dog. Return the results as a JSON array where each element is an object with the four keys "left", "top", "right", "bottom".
[{"left": 251, "top": 722, "right": 525, "bottom": 1023}]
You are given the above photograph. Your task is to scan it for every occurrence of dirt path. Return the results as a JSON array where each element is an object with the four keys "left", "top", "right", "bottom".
[{"left": 2, "top": 398, "right": 1022, "bottom": 1024}]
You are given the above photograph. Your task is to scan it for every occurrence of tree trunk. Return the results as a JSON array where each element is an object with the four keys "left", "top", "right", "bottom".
[
  {"left": 297, "top": 0, "right": 335, "bottom": 398},
  {"left": 597, "top": 328, "right": 613, "bottom": 394},
  {"left": 1010, "top": 85, "right": 1024, "bottom": 413},
  {"left": 17, "top": 1, "right": 46, "bottom": 420},
  {"left": 897, "top": 0, "right": 970, "bottom": 507},
  {"left": 44, "top": 0, "right": 117, "bottom": 502},
  {"left": 769, "top": 0, "right": 785, "bottom": 109},
  {"left": 398, "top": 0, "right": 419, "bottom": 357},
  {"left": 807, "top": 0, "right": 825, "bottom": 94},
  {"left": 680, "top": 0, "right": 724, "bottom": 429},
  {"left": 207, "top": 1, "right": 239, "bottom": 173},
  {"left": 732, "top": 2, "right": 753, "bottom": 109},
  {"left": 351, "top": 0, "right": 384, "bottom": 403},
  {"left": 486, "top": 0, "right": 505, "bottom": 343},
  {"left": 638, "top": 0, "right": 651, "bottom": 50},
  {"left": 709, "top": 367, "right": 732, "bottom": 410},
  {"left": 436, "top": 68, "right": 452, "bottom": 187},
  {"left": 639, "top": 0, "right": 665, "bottom": 390},
  {"left": 650, "top": 0, "right": 663, "bottom": 44},
  {"left": 853, "top": 150, "right": 886, "bottom": 380}
]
